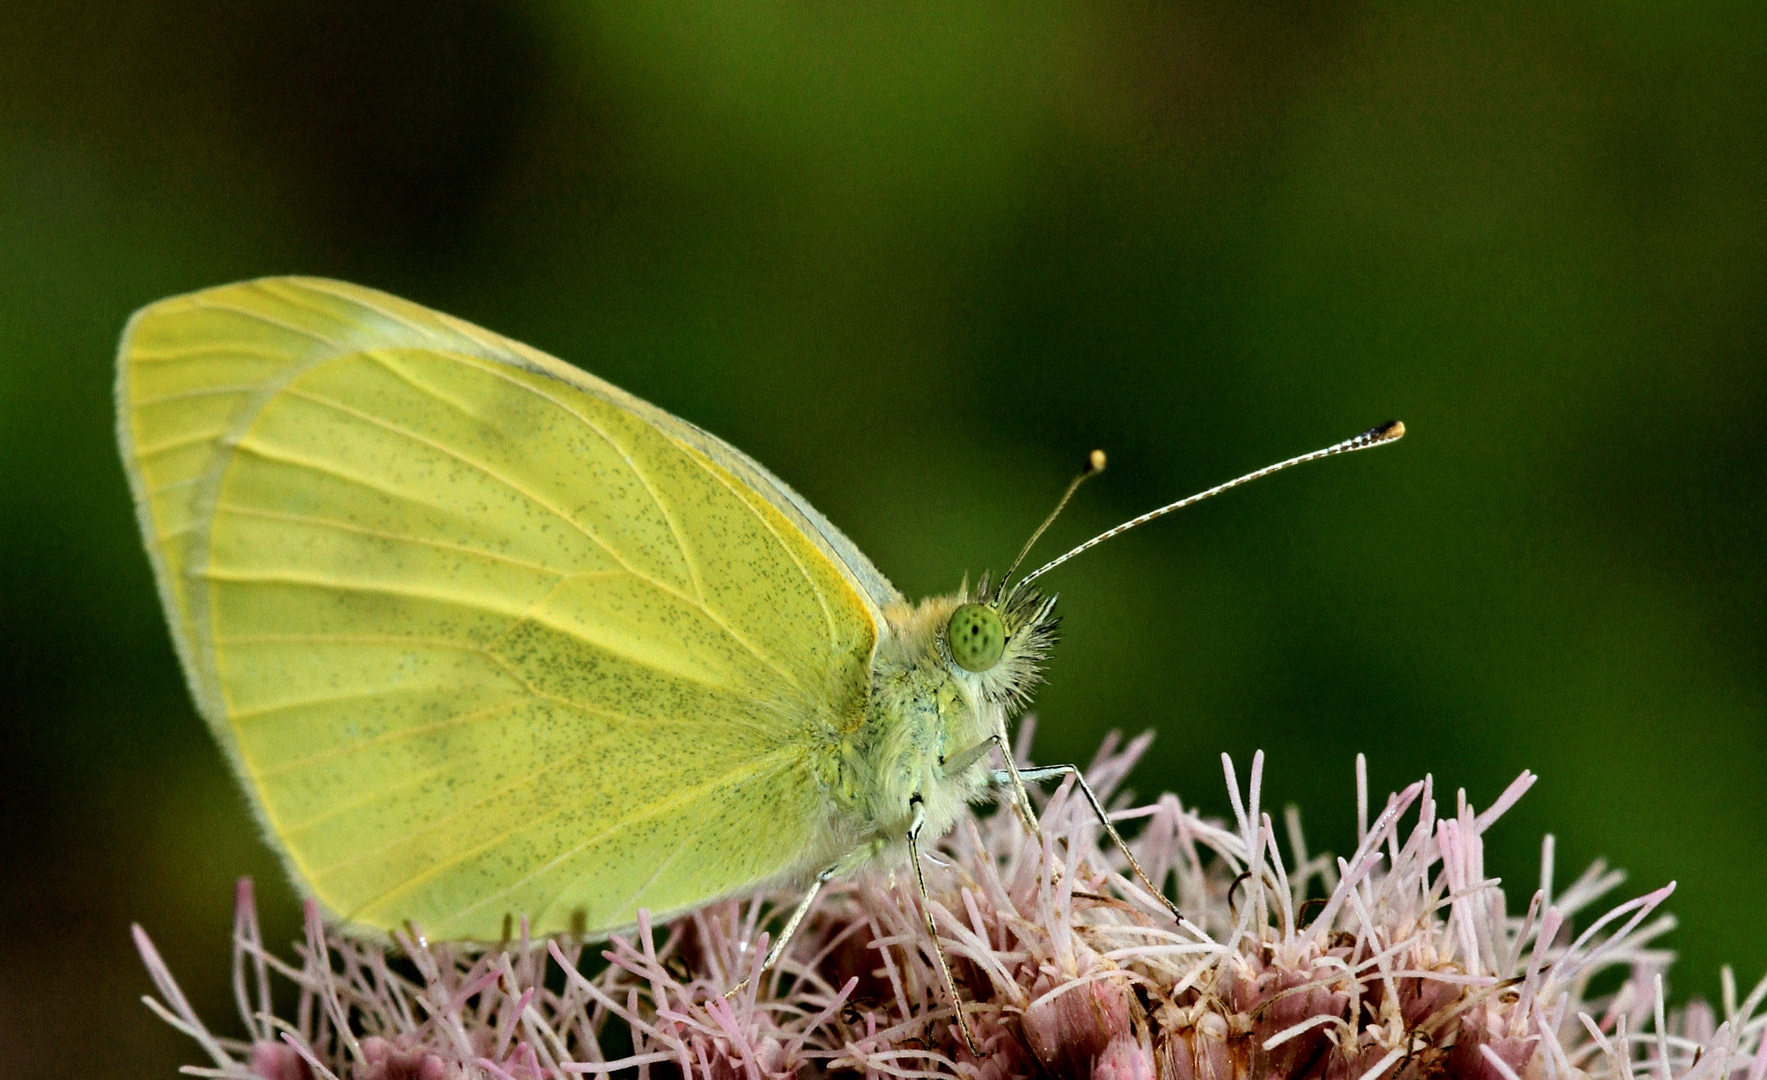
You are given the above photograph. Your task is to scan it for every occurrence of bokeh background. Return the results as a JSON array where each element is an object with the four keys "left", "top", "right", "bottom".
[{"left": 3, "top": 2, "right": 1763, "bottom": 1075}]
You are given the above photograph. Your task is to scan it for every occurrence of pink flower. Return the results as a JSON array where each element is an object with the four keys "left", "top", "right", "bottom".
[{"left": 135, "top": 725, "right": 1764, "bottom": 1080}]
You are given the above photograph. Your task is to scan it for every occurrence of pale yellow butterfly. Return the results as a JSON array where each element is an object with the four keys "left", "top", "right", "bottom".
[{"left": 116, "top": 277, "right": 1402, "bottom": 1050}]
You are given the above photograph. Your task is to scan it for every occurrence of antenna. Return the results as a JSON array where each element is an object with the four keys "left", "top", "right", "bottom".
[
  {"left": 999, "top": 449, "right": 1107, "bottom": 590},
  {"left": 1016, "top": 420, "right": 1405, "bottom": 588}
]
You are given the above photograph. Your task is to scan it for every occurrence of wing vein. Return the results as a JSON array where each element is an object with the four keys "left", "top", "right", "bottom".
[
  {"left": 227, "top": 437, "right": 470, "bottom": 517},
  {"left": 312, "top": 742, "right": 619, "bottom": 885},
  {"left": 231, "top": 683, "right": 461, "bottom": 722},
  {"left": 411, "top": 355, "right": 710, "bottom": 608},
  {"left": 253, "top": 693, "right": 683, "bottom": 779},
  {"left": 136, "top": 429, "right": 229, "bottom": 458},
  {"left": 204, "top": 568, "right": 750, "bottom": 694},
  {"left": 678, "top": 441, "right": 841, "bottom": 649},
  {"left": 350, "top": 749, "right": 796, "bottom": 924},
  {"left": 532, "top": 811, "right": 708, "bottom": 935},
  {"left": 287, "top": 279, "right": 451, "bottom": 345},
  {"left": 215, "top": 502, "right": 580, "bottom": 579},
  {"left": 215, "top": 632, "right": 556, "bottom": 706},
  {"left": 147, "top": 474, "right": 207, "bottom": 495},
  {"left": 128, "top": 345, "right": 290, "bottom": 364},
  {"left": 269, "top": 699, "right": 648, "bottom": 839},
  {"left": 252, "top": 698, "right": 531, "bottom": 776},
  {"left": 133, "top": 384, "right": 258, "bottom": 407},
  {"left": 271, "top": 759, "right": 462, "bottom": 835},
  {"left": 219, "top": 635, "right": 675, "bottom": 741},
  {"left": 188, "top": 296, "right": 347, "bottom": 351}
]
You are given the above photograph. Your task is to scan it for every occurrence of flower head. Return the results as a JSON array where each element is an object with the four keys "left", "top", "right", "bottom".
[{"left": 136, "top": 726, "right": 1764, "bottom": 1080}]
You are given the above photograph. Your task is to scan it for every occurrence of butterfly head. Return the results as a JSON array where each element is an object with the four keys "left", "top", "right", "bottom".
[{"left": 938, "top": 573, "right": 1058, "bottom": 711}]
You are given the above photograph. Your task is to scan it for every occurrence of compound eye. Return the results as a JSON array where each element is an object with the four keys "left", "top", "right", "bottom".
[{"left": 947, "top": 603, "right": 1006, "bottom": 673}]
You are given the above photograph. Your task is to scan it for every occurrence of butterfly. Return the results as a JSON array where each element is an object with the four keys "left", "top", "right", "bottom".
[{"left": 116, "top": 277, "right": 1401, "bottom": 1051}]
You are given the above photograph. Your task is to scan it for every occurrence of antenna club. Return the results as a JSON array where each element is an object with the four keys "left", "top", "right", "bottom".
[
  {"left": 1367, "top": 420, "right": 1405, "bottom": 444},
  {"left": 1087, "top": 449, "right": 1107, "bottom": 473}
]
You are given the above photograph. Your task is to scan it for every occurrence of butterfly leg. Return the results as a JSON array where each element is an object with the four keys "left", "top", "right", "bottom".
[
  {"left": 759, "top": 863, "right": 840, "bottom": 972},
  {"left": 943, "top": 732, "right": 1042, "bottom": 839},
  {"left": 726, "top": 844, "right": 880, "bottom": 999},
  {"left": 994, "top": 762, "right": 1183, "bottom": 924},
  {"left": 948, "top": 728, "right": 1043, "bottom": 839},
  {"left": 907, "top": 794, "right": 981, "bottom": 1056}
]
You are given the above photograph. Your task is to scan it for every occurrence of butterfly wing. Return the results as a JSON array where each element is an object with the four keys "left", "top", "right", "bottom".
[{"left": 117, "top": 277, "right": 882, "bottom": 940}]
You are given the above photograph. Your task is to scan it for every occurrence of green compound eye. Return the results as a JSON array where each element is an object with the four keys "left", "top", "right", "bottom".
[{"left": 947, "top": 603, "right": 1007, "bottom": 673}]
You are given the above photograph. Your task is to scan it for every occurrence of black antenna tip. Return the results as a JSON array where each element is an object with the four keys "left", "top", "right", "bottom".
[{"left": 1361, "top": 420, "right": 1405, "bottom": 445}]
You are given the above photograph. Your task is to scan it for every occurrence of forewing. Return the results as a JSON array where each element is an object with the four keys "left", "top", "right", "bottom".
[{"left": 117, "top": 277, "right": 877, "bottom": 939}]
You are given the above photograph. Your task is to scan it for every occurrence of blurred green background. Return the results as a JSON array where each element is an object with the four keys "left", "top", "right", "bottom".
[{"left": 3, "top": 2, "right": 1763, "bottom": 1075}]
